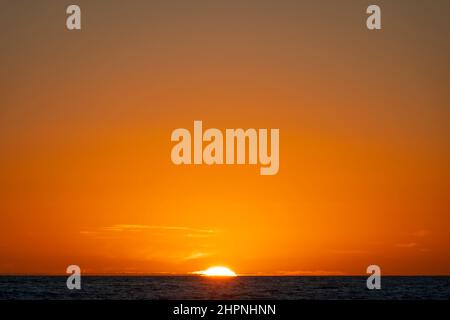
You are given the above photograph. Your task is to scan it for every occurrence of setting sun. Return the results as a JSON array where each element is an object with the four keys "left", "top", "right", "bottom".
[{"left": 194, "top": 267, "right": 237, "bottom": 277}]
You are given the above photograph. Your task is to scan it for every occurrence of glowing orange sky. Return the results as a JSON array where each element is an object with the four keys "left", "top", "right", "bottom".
[{"left": 0, "top": 1, "right": 449, "bottom": 275}]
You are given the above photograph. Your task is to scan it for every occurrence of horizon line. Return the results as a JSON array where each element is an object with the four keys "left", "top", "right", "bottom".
[{"left": 1, "top": 273, "right": 450, "bottom": 277}]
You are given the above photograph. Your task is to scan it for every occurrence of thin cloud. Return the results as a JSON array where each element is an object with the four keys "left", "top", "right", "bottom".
[
  {"left": 79, "top": 231, "right": 97, "bottom": 235},
  {"left": 412, "top": 230, "right": 430, "bottom": 237},
  {"left": 182, "top": 251, "right": 214, "bottom": 261},
  {"left": 80, "top": 224, "right": 216, "bottom": 240},
  {"left": 330, "top": 249, "right": 367, "bottom": 255},
  {"left": 395, "top": 242, "right": 417, "bottom": 248},
  {"left": 102, "top": 224, "right": 214, "bottom": 234},
  {"left": 276, "top": 270, "right": 345, "bottom": 276}
]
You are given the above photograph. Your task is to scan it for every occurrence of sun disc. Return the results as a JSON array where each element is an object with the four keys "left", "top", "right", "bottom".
[{"left": 195, "top": 266, "right": 237, "bottom": 277}]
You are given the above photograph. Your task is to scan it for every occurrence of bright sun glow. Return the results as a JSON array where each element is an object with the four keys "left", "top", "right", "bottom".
[{"left": 194, "top": 266, "right": 237, "bottom": 277}]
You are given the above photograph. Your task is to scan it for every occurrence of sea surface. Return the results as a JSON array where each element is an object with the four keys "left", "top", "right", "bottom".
[{"left": 0, "top": 276, "right": 449, "bottom": 300}]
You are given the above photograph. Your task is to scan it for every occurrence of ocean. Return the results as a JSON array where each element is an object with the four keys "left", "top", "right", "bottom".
[{"left": 0, "top": 276, "right": 449, "bottom": 300}]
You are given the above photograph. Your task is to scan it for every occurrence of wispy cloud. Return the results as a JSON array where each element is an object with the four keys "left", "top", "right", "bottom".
[
  {"left": 394, "top": 230, "right": 432, "bottom": 250},
  {"left": 395, "top": 242, "right": 417, "bottom": 248},
  {"left": 182, "top": 251, "right": 214, "bottom": 261},
  {"left": 81, "top": 224, "right": 216, "bottom": 237},
  {"left": 330, "top": 249, "right": 367, "bottom": 255},
  {"left": 412, "top": 229, "right": 431, "bottom": 237},
  {"left": 102, "top": 224, "right": 214, "bottom": 234},
  {"left": 276, "top": 270, "right": 345, "bottom": 276},
  {"left": 79, "top": 231, "right": 97, "bottom": 235}
]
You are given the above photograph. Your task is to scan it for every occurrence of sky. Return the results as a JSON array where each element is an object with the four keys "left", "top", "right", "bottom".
[{"left": 0, "top": 0, "right": 449, "bottom": 275}]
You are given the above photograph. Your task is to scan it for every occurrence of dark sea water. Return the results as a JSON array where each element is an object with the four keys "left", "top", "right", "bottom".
[{"left": 0, "top": 276, "right": 449, "bottom": 300}]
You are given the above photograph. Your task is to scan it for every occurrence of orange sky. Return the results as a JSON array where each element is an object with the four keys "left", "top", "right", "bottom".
[{"left": 1, "top": 0, "right": 449, "bottom": 275}]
